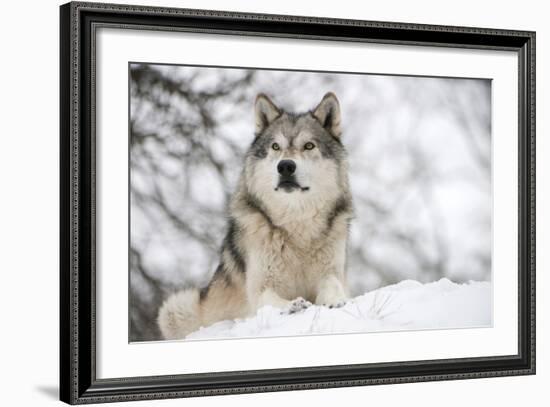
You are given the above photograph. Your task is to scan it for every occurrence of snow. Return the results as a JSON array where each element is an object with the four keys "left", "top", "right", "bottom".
[{"left": 185, "top": 279, "right": 491, "bottom": 340}]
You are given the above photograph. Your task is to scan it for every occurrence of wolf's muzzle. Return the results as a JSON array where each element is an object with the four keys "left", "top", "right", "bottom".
[
  {"left": 275, "top": 159, "right": 309, "bottom": 192},
  {"left": 277, "top": 160, "right": 296, "bottom": 176}
]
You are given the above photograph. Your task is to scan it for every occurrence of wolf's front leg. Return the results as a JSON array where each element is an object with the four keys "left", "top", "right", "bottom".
[
  {"left": 257, "top": 289, "right": 312, "bottom": 314},
  {"left": 257, "top": 288, "right": 291, "bottom": 309},
  {"left": 315, "top": 274, "right": 348, "bottom": 308}
]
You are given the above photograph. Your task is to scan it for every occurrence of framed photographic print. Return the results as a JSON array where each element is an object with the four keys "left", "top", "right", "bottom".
[{"left": 60, "top": 1, "right": 536, "bottom": 404}]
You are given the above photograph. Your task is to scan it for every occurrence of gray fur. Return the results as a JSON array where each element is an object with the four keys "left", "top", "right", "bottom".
[
  {"left": 158, "top": 92, "right": 354, "bottom": 340},
  {"left": 327, "top": 196, "right": 352, "bottom": 232},
  {"left": 250, "top": 112, "right": 345, "bottom": 164},
  {"left": 223, "top": 218, "right": 246, "bottom": 273},
  {"left": 243, "top": 192, "right": 275, "bottom": 228}
]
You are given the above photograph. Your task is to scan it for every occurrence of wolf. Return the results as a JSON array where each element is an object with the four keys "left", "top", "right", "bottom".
[{"left": 157, "top": 92, "right": 354, "bottom": 340}]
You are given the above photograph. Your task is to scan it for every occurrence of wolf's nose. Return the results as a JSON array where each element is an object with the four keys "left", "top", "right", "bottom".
[{"left": 277, "top": 160, "right": 296, "bottom": 176}]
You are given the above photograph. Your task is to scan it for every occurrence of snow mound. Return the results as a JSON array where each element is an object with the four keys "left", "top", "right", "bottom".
[{"left": 185, "top": 278, "right": 492, "bottom": 340}]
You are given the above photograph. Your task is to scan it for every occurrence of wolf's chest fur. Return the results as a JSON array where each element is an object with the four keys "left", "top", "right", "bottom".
[{"left": 239, "top": 204, "right": 350, "bottom": 305}]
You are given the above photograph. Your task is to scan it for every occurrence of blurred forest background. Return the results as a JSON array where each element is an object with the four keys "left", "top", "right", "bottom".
[{"left": 129, "top": 63, "right": 492, "bottom": 342}]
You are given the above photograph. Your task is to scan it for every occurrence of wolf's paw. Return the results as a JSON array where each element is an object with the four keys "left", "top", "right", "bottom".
[
  {"left": 283, "top": 297, "right": 312, "bottom": 315},
  {"left": 326, "top": 300, "right": 347, "bottom": 309}
]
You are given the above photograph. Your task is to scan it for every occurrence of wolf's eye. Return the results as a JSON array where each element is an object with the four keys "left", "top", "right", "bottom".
[
  {"left": 272, "top": 143, "right": 280, "bottom": 151},
  {"left": 304, "top": 142, "right": 316, "bottom": 150}
]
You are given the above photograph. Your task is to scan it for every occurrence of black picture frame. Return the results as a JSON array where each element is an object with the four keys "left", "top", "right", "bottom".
[{"left": 60, "top": 1, "right": 536, "bottom": 404}]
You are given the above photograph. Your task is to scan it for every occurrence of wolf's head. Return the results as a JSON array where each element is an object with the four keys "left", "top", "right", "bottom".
[{"left": 242, "top": 92, "right": 350, "bottom": 219}]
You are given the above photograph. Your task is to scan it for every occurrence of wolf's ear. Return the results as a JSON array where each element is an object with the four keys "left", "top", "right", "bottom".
[
  {"left": 255, "top": 94, "right": 281, "bottom": 134},
  {"left": 312, "top": 92, "right": 342, "bottom": 138}
]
